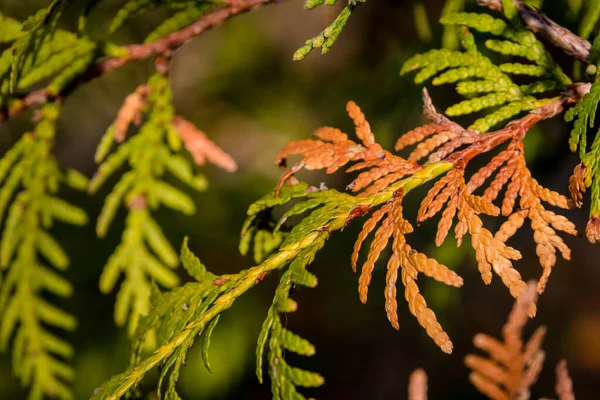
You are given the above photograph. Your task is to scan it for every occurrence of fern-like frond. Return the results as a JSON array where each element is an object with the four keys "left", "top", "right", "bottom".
[
  {"left": 9, "top": 0, "right": 95, "bottom": 92},
  {"left": 110, "top": 0, "right": 215, "bottom": 34},
  {"left": 565, "top": 66, "right": 600, "bottom": 242},
  {"left": 91, "top": 223, "right": 330, "bottom": 399},
  {"left": 89, "top": 71, "right": 236, "bottom": 335},
  {"left": 401, "top": 12, "right": 571, "bottom": 132},
  {"left": 466, "top": 281, "right": 545, "bottom": 399},
  {"left": 273, "top": 101, "right": 470, "bottom": 351},
  {"left": 256, "top": 240, "right": 324, "bottom": 399},
  {"left": 411, "top": 283, "right": 576, "bottom": 400},
  {"left": 0, "top": 7, "right": 97, "bottom": 115},
  {"left": 271, "top": 82, "right": 586, "bottom": 348},
  {"left": 465, "top": 281, "right": 578, "bottom": 400},
  {"left": 0, "top": 103, "right": 88, "bottom": 399}
]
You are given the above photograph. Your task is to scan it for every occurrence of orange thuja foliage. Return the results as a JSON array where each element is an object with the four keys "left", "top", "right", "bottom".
[
  {"left": 275, "top": 87, "right": 588, "bottom": 352},
  {"left": 408, "top": 368, "right": 428, "bottom": 400},
  {"left": 407, "top": 283, "right": 577, "bottom": 399},
  {"left": 109, "top": 83, "right": 237, "bottom": 173},
  {"left": 172, "top": 116, "right": 238, "bottom": 172},
  {"left": 113, "top": 84, "right": 151, "bottom": 143},
  {"left": 353, "top": 189, "right": 463, "bottom": 353}
]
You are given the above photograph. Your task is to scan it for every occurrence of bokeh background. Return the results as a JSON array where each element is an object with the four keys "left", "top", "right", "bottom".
[{"left": 1, "top": 0, "right": 599, "bottom": 398}]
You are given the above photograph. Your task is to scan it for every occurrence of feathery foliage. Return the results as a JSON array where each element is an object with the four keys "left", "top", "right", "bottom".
[
  {"left": 0, "top": 103, "right": 88, "bottom": 400},
  {"left": 402, "top": 12, "right": 571, "bottom": 132},
  {"left": 566, "top": 36, "right": 600, "bottom": 243},
  {"left": 255, "top": 239, "right": 324, "bottom": 399},
  {"left": 91, "top": 222, "right": 329, "bottom": 399},
  {"left": 2, "top": 0, "right": 600, "bottom": 399},
  {"left": 89, "top": 71, "right": 236, "bottom": 335},
  {"left": 0, "top": 1, "right": 96, "bottom": 95},
  {"left": 406, "top": 283, "right": 577, "bottom": 400},
  {"left": 109, "top": 0, "right": 219, "bottom": 39},
  {"left": 465, "top": 282, "right": 576, "bottom": 400},
  {"left": 440, "top": 0, "right": 465, "bottom": 50}
]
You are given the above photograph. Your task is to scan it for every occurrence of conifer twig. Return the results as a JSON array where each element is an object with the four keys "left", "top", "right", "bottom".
[
  {"left": 478, "top": 0, "right": 591, "bottom": 62},
  {"left": 445, "top": 82, "right": 590, "bottom": 168},
  {"left": 2, "top": 0, "right": 286, "bottom": 119}
]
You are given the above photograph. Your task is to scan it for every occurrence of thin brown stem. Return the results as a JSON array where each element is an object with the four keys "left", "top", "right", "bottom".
[
  {"left": 445, "top": 83, "right": 591, "bottom": 168},
  {"left": 478, "top": 0, "right": 591, "bottom": 62}
]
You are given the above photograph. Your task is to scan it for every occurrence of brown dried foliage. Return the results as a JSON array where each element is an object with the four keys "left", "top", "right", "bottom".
[
  {"left": 568, "top": 163, "right": 586, "bottom": 209},
  {"left": 395, "top": 89, "right": 476, "bottom": 163},
  {"left": 113, "top": 85, "right": 151, "bottom": 142},
  {"left": 352, "top": 190, "right": 462, "bottom": 354},
  {"left": 274, "top": 88, "right": 584, "bottom": 353},
  {"left": 275, "top": 101, "right": 421, "bottom": 195},
  {"left": 418, "top": 167, "right": 528, "bottom": 300},
  {"left": 466, "top": 282, "right": 546, "bottom": 400},
  {"left": 468, "top": 140, "right": 577, "bottom": 294},
  {"left": 408, "top": 368, "right": 428, "bottom": 400},
  {"left": 172, "top": 116, "right": 237, "bottom": 172},
  {"left": 409, "top": 284, "right": 576, "bottom": 399},
  {"left": 465, "top": 282, "right": 576, "bottom": 400},
  {"left": 554, "top": 360, "right": 576, "bottom": 400}
]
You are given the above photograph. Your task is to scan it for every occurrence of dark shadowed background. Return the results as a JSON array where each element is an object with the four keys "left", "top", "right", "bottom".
[{"left": 0, "top": 0, "right": 599, "bottom": 398}]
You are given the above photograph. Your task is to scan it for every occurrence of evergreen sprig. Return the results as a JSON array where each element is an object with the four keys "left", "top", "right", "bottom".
[
  {"left": 91, "top": 158, "right": 454, "bottom": 399},
  {"left": 0, "top": 103, "right": 88, "bottom": 400},
  {"left": 109, "top": 0, "right": 219, "bottom": 36},
  {"left": 89, "top": 71, "right": 218, "bottom": 335},
  {"left": 256, "top": 242, "right": 324, "bottom": 399},
  {"left": 293, "top": 0, "right": 366, "bottom": 61},
  {"left": 566, "top": 36, "right": 600, "bottom": 241},
  {"left": 401, "top": 12, "right": 571, "bottom": 132},
  {"left": 4, "top": 0, "right": 96, "bottom": 94},
  {"left": 0, "top": 6, "right": 97, "bottom": 115}
]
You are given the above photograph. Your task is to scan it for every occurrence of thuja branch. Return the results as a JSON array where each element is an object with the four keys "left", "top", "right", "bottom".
[
  {"left": 407, "top": 282, "right": 578, "bottom": 400},
  {"left": 445, "top": 83, "right": 591, "bottom": 168},
  {"left": 92, "top": 160, "right": 454, "bottom": 399},
  {"left": 2, "top": 0, "right": 287, "bottom": 119},
  {"left": 478, "top": 0, "right": 591, "bottom": 62},
  {"left": 98, "top": 0, "right": 286, "bottom": 74}
]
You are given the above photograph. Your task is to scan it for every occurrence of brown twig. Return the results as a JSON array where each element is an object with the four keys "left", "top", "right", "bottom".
[
  {"left": 1, "top": 0, "right": 284, "bottom": 119},
  {"left": 445, "top": 83, "right": 591, "bottom": 168},
  {"left": 478, "top": 0, "right": 591, "bottom": 62}
]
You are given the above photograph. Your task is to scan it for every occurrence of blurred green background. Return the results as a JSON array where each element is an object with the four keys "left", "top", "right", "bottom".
[{"left": 1, "top": 0, "right": 600, "bottom": 398}]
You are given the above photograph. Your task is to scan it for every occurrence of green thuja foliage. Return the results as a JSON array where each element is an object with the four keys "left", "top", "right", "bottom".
[
  {"left": 413, "top": 1, "right": 433, "bottom": 42},
  {"left": 92, "top": 162, "right": 453, "bottom": 399},
  {"left": 144, "top": 3, "right": 215, "bottom": 43},
  {"left": 3, "top": 0, "right": 98, "bottom": 94},
  {"left": 0, "top": 103, "right": 88, "bottom": 400},
  {"left": 440, "top": 0, "right": 465, "bottom": 50},
  {"left": 0, "top": 5, "right": 98, "bottom": 114},
  {"left": 579, "top": 0, "right": 600, "bottom": 40},
  {"left": 293, "top": 0, "right": 366, "bottom": 61},
  {"left": 109, "top": 0, "right": 219, "bottom": 38},
  {"left": 401, "top": 11, "right": 571, "bottom": 132},
  {"left": 89, "top": 72, "right": 209, "bottom": 335},
  {"left": 565, "top": 36, "right": 600, "bottom": 222},
  {"left": 255, "top": 243, "right": 324, "bottom": 399}
]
